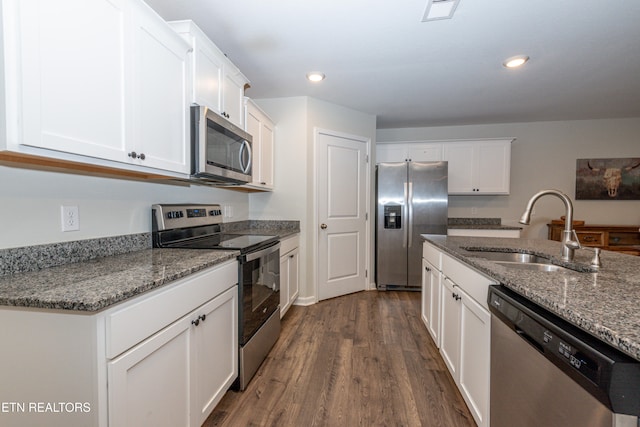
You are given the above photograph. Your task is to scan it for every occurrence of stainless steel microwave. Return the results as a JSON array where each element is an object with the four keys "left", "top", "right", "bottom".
[{"left": 190, "top": 105, "right": 252, "bottom": 184}]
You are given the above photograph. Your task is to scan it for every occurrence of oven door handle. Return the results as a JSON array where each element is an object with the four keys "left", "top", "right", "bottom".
[{"left": 243, "top": 242, "right": 280, "bottom": 263}]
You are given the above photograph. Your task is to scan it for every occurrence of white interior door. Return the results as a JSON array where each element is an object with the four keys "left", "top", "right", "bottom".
[{"left": 317, "top": 129, "right": 368, "bottom": 301}]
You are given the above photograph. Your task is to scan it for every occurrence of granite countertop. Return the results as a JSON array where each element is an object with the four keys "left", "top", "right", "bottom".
[
  {"left": 447, "top": 217, "right": 522, "bottom": 230},
  {"left": 0, "top": 222, "right": 300, "bottom": 313},
  {"left": 422, "top": 234, "right": 640, "bottom": 361},
  {"left": 0, "top": 248, "right": 239, "bottom": 312}
]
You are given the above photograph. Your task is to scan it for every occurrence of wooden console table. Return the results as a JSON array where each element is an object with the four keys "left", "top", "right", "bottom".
[{"left": 547, "top": 223, "right": 640, "bottom": 256}]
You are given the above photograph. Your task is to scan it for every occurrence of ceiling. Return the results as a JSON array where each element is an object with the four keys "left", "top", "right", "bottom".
[{"left": 145, "top": 0, "right": 640, "bottom": 129}]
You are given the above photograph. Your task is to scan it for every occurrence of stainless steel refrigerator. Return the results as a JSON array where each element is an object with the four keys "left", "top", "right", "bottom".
[{"left": 376, "top": 161, "right": 448, "bottom": 290}]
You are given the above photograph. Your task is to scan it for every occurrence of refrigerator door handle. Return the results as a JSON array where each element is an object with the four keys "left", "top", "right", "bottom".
[
  {"left": 403, "top": 182, "right": 408, "bottom": 248},
  {"left": 408, "top": 181, "right": 414, "bottom": 247}
]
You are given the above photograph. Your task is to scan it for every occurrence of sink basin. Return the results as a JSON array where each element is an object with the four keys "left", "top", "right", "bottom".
[
  {"left": 464, "top": 249, "right": 577, "bottom": 273},
  {"left": 466, "top": 251, "right": 549, "bottom": 264},
  {"left": 493, "top": 261, "right": 572, "bottom": 272}
]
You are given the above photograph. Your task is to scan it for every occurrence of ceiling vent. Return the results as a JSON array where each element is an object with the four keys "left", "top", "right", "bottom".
[{"left": 421, "top": 0, "right": 460, "bottom": 21}]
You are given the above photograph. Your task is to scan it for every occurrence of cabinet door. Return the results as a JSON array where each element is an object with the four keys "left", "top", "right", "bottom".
[
  {"left": 131, "top": 1, "right": 190, "bottom": 173},
  {"left": 287, "top": 248, "right": 300, "bottom": 308},
  {"left": 439, "top": 277, "right": 461, "bottom": 379},
  {"left": 474, "top": 142, "right": 510, "bottom": 194},
  {"left": 442, "top": 143, "right": 475, "bottom": 194},
  {"left": 17, "top": 0, "right": 129, "bottom": 161},
  {"left": 259, "top": 120, "right": 275, "bottom": 188},
  {"left": 223, "top": 65, "right": 247, "bottom": 127},
  {"left": 459, "top": 287, "right": 491, "bottom": 427},
  {"left": 279, "top": 254, "right": 290, "bottom": 318},
  {"left": 376, "top": 143, "right": 408, "bottom": 163},
  {"left": 191, "top": 287, "right": 238, "bottom": 427},
  {"left": 279, "top": 247, "right": 299, "bottom": 318},
  {"left": 192, "top": 37, "right": 224, "bottom": 112},
  {"left": 406, "top": 144, "right": 442, "bottom": 162},
  {"left": 422, "top": 259, "right": 442, "bottom": 347},
  {"left": 108, "top": 315, "right": 191, "bottom": 427}
]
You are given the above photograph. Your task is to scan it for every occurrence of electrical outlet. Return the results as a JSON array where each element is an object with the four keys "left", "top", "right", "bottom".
[
  {"left": 471, "top": 207, "right": 478, "bottom": 215},
  {"left": 224, "top": 205, "right": 234, "bottom": 218},
  {"left": 61, "top": 206, "right": 80, "bottom": 232}
]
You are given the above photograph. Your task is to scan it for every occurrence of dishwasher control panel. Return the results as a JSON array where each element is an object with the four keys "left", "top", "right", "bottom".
[{"left": 489, "top": 290, "right": 599, "bottom": 382}]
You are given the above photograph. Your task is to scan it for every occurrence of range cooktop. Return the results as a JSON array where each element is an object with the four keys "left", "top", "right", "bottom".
[{"left": 151, "top": 204, "right": 278, "bottom": 254}]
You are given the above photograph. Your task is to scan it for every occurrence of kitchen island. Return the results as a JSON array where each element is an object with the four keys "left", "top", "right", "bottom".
[{"left": 422, "top": 234, "right": 640, "bottom": 361}]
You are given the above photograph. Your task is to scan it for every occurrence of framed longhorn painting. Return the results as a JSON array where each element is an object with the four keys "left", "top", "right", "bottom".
[{"left": 575, "top": 158, "right": 640, "bottom": 200}]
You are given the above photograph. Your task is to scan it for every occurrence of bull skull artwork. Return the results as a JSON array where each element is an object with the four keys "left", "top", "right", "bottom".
[{"left": 587, "top": 160, "right": 640, "bottom": 198}]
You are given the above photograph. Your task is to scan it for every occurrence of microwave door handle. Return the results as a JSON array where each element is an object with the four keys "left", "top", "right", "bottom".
[{"left": 239, "top": 140, "right": 252, "bottom": 174}]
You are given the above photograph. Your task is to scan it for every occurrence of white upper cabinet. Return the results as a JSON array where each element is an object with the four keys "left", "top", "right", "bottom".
[
  {"left": 377, "top": 139, "right": 513, "bottom": 195},
  {"left": 169, "top": 20, "right": 249, "bottom": 128},
  {"left": 12, "top": 0, "right": 129, "bottom": 162},
  {"left": 243, "top": 98, "right": 275, "bottom": 190},
  {"left": 1, "top": 0, "right": 191, "bottom": 175},
  {"left": 442, "top": 139, "right": 512, "bottom": 195},
  {"left": 376, "top": 142, "right": 442, "bottom": 163},
  {"left": 130, "top": 0, "right": 191, "bottom": 173}
]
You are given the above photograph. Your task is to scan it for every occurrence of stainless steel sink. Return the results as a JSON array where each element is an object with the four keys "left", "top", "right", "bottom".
[
  {"left": 466, "top": 251, "right": 550, "bottom": 264},
  {"left": 492, "top": 261, "right": 572, "bottom": 272},
  {"left": 464, "top": 249, "right": 575, "bottom": 273}
]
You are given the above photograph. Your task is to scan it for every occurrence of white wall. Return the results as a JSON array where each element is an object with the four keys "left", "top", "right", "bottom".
[
  {"left": 250, "top": 96, "right": 377, "bottom": 302},
  {"left": 0, "top": 164, "right": 250, "bottom": 249},
  {"left": 377, "top": 117, "right": 640, "bottom": 239}
]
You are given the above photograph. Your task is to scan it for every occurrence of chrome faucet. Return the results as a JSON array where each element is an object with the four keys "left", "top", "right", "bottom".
[{"left": 519, "top": 189, "right": 581, "bottom": 261}]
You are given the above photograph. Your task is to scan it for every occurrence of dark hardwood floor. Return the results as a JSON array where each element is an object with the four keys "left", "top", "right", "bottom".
[{"left": 203, "top": 290, "right": 475, "bottom": 427}]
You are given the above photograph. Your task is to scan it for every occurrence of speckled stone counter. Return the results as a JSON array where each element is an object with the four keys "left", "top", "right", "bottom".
[
  {"left": 0, "top": 248, "right": 239, "bottom": 312},
  {"left": 0, "top": 220, "right": 299, "bottom": 313},
  {"left": 448, "top": 217, "right": 522, "bottom": 230},
  {"left": 422, "top": 234, "right": 640, "bottom": 361}
]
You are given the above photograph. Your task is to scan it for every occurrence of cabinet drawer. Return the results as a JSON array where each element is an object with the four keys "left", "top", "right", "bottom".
[
  {"left": 106, "top": 260, "right": 237, "bottom": 359},
  {"left": 423, "top": 242, "right": 442, "bottom": 270},
  {"left": 577, "top": 231, "right": 605, "bottom": 246},
  {"left": 280, "top": 234, "right": 299, "bottom": 255},
  {"left": 441, "top": 253, "right": 495, "bottom": 310}
]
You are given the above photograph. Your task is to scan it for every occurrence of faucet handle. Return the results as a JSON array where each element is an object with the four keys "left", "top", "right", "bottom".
[
  {"left": 582, "top": 246, "right": 603, "bottom": 270},
  {"left": 564, "top": 229, "right": 582, "bottom": 250}
]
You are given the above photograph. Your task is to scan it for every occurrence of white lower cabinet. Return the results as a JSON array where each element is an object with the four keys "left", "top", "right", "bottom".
[
  {"left": 279, "top": 234, "right": 300, "bottom": 317},
  {"left": 0, "top": 260, "right": 238, "bottom": 427},
  {"left": 108, "top": 285, "right": 237, "bottom": 427},
  {"left": 422, "top": 241, "right": 494, "bottom": 427},
  {"left": 458, "top": 286, "right": 491, "bottom": 427},
  {"left": 108, "top": 312, "right": 191, "bottom": 427},
  {"left": 421, "top": 257, "right": 442, "bottom": 347}
]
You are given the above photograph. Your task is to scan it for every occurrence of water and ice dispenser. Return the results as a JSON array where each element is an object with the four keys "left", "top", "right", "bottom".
[{"left": 383, "top": 205, "right": 402, "bottom": 229}]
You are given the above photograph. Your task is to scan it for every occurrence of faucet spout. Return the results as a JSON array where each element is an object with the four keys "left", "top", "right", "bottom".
[{"left": 519, "top": 189, "right": 579, "bottom": 261}]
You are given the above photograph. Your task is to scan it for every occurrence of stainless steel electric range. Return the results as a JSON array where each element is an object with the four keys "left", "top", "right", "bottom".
[{"left": 152, "top": 204, "right": 281, "bottom": 390}]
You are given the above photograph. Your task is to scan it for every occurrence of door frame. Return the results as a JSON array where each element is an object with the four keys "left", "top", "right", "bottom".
[{"left": 313, "top": 127, "right": 372, "bottom": 303}]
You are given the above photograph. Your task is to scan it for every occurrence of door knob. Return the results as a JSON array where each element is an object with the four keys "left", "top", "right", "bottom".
[{"left": 320, "top": 223, "right": 328, "bottom": 229}]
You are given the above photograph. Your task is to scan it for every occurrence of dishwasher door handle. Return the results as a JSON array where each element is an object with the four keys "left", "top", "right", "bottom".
[{"left": 515, "top": 326, "right": 545, "bottom": 353}]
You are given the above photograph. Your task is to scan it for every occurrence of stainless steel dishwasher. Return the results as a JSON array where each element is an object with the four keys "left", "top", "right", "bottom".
[{"left": 488, "top": 285, "right": 640, "bottom": 427}]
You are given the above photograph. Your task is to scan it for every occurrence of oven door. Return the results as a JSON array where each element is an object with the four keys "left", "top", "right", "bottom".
[{"left": 238, "top": 242, "right": 280, "bottom": 345}]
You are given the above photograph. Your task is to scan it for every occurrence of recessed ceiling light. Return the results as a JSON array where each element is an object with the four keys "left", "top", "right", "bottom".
[
  {"left": 306, "top": 72, "right": 326, "bottom": 82},
  {"left": 503, "top": 55, "right": 529, "bottom": 68}
]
